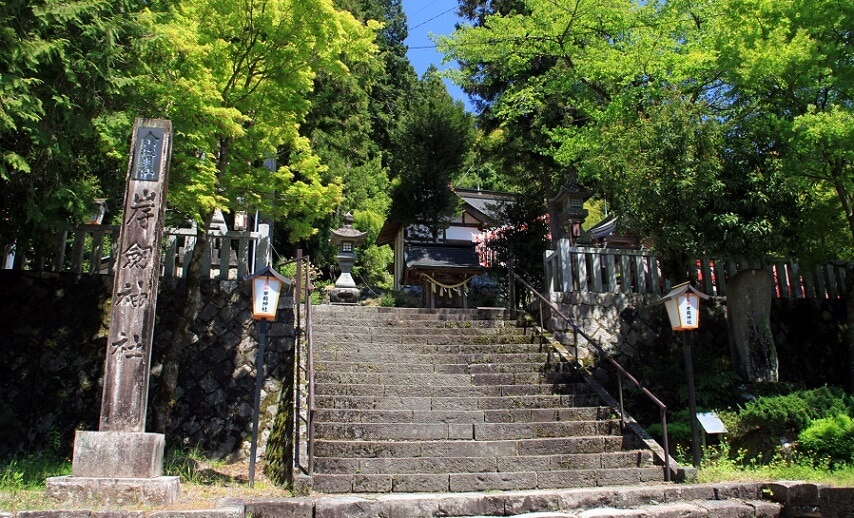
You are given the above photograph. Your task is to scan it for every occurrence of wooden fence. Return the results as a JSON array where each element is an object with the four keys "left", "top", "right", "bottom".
[
  {"left": 2, "top": 224, "right": 271, "bottom": 279},
  {"left": 545, "top": 239, "right": 849, "bottom": 299}
]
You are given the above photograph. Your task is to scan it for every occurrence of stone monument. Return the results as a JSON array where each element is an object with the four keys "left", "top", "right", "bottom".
[
  {"left": 46, "top": 119, "right": 179, "bottom": 506},
  {"left": 329, "top": 212, "right": 366, "bottom": 304}
]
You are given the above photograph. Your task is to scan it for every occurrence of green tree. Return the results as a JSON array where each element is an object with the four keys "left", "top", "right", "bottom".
[
  {"left": 352, "top": 0, "right": 417, "bottom": 287},
  {"left": 712, "top": 0, "right": 853, "bottom": 257},
  {"left": 439, "top": 0, "right": 812, "bottom": 276},
  {"left": 296, "top": 0, "right": 415, "bottom": 287},
  {"left": 121, "top": 0, "right": 378, "bottom": 431},
  {"left": 584, "top": 90, "right": 726, "bottom": 276},
  {"left": 133, "top": 0, "right": 377, "bottom": 239},
  {"left": 388, "top": 68, "right": 476, "bottom": 240},
  {"left": 0, "top": 0, "right": 153, "bottom": 257},
  {"left": 488, "top": 192, "right": 550, "bottom": 287}
]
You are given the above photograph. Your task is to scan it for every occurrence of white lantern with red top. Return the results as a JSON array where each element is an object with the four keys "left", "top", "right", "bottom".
[
  {"left": 655, "top": 281, "right": 710, "bottom": 468},
  {"left": 659, "top": 282, "right": 709, "bottom": 331},
  {"left": 248, "top": 265, "right": 290, "bottom": 321},
  {"left": 244, "top": 264, "right": 291, "bottom": 488}
]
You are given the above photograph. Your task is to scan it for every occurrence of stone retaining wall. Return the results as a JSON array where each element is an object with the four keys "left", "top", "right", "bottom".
[
  {"left": 0, "top": 271, "right": 295, "bottom": 462},
  {"left": 546, "top": 292, "right": 848, "bottom": 387},
  {"left": 0, "top": 269, "right": 846, "bottom": 462}
]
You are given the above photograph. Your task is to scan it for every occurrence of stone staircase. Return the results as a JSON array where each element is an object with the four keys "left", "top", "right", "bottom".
[
  {"left": 305, "top": 305, "right": 668, "bottom": 494},
  {"left": 247, "top": 482, "right": 787, "bottom": 517}
]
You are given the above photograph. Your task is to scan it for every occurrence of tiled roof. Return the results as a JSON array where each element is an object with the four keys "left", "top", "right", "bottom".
[{"left": 405, "top": 245, "right": 485, "bottom": 271}]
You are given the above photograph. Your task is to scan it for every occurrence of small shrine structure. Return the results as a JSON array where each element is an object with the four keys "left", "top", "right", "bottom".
[{"left": 376, "top": 188, "right": 514, "bottom": 308}]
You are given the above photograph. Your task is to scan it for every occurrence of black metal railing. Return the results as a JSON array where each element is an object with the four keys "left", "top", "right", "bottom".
[
  {"left": 293, "top": 250, "right": 316, "bottom": 477},
  {"left": 508, "top": 265, "right": 673, "bottom": 482}
]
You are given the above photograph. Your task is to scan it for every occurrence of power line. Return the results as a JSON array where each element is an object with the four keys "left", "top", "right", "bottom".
[
  {"left": 409, "top": 0, "right": 442, "bottom": 18},
  {"left": 410, "top": 7, "right": 457, "bottom": 31}
]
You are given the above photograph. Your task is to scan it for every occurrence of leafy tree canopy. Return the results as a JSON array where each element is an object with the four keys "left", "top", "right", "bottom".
[
  {"left": 0, "top": 0, "right": 152, "bottom": 251},
  {"left": 440, "top": 0, "right": 852, "bottom": 270},
  {"left": 116, "top": 0, "right": 380, "bottom": 241},
  {"left": 388, "top": 68, "right": 476, "bottom": 240}
]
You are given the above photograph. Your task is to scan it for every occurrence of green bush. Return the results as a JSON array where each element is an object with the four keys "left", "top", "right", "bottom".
[
  {"left": 310, "top": 290, "right": 324, "bottom": 305},
  {"left": 380, "top": 291, "right": 396, "bottom": 307},
  {"left": 737, "top": 386, "right": 853, "bottom": 437},
  {"left": 798, "top": 414, "right": 854, "bottom": 469}
]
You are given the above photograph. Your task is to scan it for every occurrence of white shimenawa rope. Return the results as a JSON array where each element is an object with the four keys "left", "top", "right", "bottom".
[{"left": 424, "top": 273, "right": 474, "bottom": 295}]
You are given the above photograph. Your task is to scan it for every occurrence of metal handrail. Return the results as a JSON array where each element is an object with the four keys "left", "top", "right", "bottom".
[
  {"left": 305, "top": 263, "right": 316, "bottom": 476},
  {"left": 509, "top": 267, "right": 673, "bottom": 482},
  {"left": 292, "top": 252, "right": 303, "bottom": 473},
  {"left": 292, "top": 250, "right": 316, "bottom": 477}
]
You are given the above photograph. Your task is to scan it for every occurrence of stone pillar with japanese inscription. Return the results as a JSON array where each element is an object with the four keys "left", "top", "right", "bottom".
[
  {"left": 101, "top": 120, "right": 170, "bottom": 432},
  {"left": 46, "top": 119, "right": 179, "bottom": 506}
]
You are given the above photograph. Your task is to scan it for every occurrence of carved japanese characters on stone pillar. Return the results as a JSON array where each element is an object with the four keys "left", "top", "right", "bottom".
[{"left": 100, "top": 119, "right": 172, "bottom": 432}]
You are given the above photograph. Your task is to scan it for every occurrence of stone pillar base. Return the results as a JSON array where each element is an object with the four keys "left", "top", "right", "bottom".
[
  {"left": 45, "top": 475, "right": 180, "bottom": 507},
  {"left": 72, "top": 430, "right": 165, "bottom": 478},
  {"left": 330, "top": 287, "right": 360, "bottom": 304},
  {"left": 48, "top": 430, "right": 179, "bottom": 506}
]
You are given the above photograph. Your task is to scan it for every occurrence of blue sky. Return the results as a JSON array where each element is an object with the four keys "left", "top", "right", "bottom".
[{"left": 401, "top": 0, "right": 474, "bottom": 112}]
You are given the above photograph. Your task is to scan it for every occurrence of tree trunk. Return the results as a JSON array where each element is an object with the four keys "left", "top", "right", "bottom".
[
  {"left": 727, "top": 268, "right": 778, "bottom": 383},
  {"left": 151, "top": 137, "right": 231, "bottom": 435},
  {"left": 151, "top": 210, "right": 214, "bottom": 434}
]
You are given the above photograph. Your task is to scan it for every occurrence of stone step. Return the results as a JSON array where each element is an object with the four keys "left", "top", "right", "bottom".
[
  {"left": 474, "top": 421, "right": 621, "bottom": 440},
  {"left": 311, "top": 305, "right": 508, "bottom": 320},
  {"left": 314, "top": 420, "right": 622, "bottom": 441},
  {"left": 473, "top": 371, "right": 580, "bottom": 385},
  {"left": 314, "top": 351, "right": 551, "bottom": 364},
  {"left": 312, "top": 318, "right": 516, "bottom": 329},
  {"left": 314, "top": 451, "right": 654, "bottom": 475},
  {"left": 319, "top": 342, "right": 547, "bottom": 355},
  {"left": 313, "top": 371, "right": 579, "bottom": 387},
  {"left": 317, "top": 333, "right": 533, "bottom": 346},
  {"left": 312, "top": 328, "right": 533, "bottom": 341},
  {"left": 313, "top": 407, "right": 615, "bottom": 424},
  {"left": 483, "top": 407, "right": 617, "bottom": 423},
  {"left": 314, "top": 360, "right": 560, "bottom": 375},
  {"left": 314, "top": 436, "right": 628, "bottom": 458},
  {"left": 310, "top": 467, "right": 667, "bottom": 494},
  {"left": 314, "top": 382, "right": 591, "bottom": 398},
  {"left": 571, "top": 500, "right": 782, "bottom": 518},
  {"left": 244, "top": 482, "right": 780, "bottom": 517},
  {"left": 314, "top": 394, "right": 601, "bottom": 411}
]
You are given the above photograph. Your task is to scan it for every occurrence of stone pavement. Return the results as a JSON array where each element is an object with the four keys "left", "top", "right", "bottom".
[{"left": 10, "top": 480, "right": 854, "bottom": 517}]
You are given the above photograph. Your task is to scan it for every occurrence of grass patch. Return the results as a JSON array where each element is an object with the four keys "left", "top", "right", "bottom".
[
  {"left": 0, "top": 450, "right": 291, "bottom": 513},
  {"left": 0, "top": 452, "right": 70, "bottom": 512},
  {"left": 0, "top": 452, "right": 70, "bottom": 490},
  {"left": 695, "top": 441, "right": 854, "bottom": 486}
]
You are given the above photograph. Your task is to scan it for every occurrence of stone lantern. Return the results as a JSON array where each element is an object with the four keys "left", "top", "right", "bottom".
[
  {"left": 329, "top": 212, "right": 367, "bottom": 304},
  {"left": 550, "top": 170, "right": 592, "bottom": 245}
]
